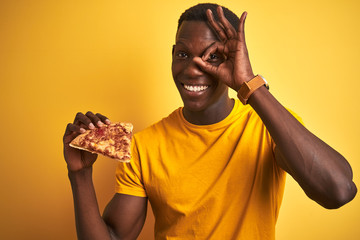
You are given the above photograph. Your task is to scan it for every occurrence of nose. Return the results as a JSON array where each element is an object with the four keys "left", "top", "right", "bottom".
[{"left": 183, "top": 58, "right": 203, "bottom": 78}]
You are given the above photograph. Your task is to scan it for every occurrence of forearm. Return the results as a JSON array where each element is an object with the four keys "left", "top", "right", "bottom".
[
  {"left": 68, "top": 168, "right": 113, "bottom": 240},
  {"left": 248, "top": 87, "right": 357, "bottom": 208}
]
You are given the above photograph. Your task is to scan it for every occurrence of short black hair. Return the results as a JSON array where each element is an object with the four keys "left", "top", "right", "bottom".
[{"left": 177, "top": 3, "right": 240, "bottom": 31}]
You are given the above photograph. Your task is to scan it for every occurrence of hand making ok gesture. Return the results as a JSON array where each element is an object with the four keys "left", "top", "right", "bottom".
[{"left": 194, "top": 6, "right": 255, "bottom": 92}]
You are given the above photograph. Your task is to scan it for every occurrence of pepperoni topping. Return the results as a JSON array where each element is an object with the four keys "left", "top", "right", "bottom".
[{"left": 95, "top": 127, "right": 105, "bottom": 136}]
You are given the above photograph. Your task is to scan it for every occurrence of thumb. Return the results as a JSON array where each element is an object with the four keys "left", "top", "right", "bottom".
[{"left": 193, "top": 57, "right": 219, "bottom": 76}]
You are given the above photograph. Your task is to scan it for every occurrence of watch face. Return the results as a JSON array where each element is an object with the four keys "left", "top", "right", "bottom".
[{"left": 258, "top": 75, "right": 269, "bottom": 90}]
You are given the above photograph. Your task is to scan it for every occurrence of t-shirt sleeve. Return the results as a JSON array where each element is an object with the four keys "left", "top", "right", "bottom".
[{"left": 115, "top": 137, "right": 147, "bottom": 197}]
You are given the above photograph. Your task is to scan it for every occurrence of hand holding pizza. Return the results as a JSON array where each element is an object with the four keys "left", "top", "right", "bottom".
[
  {"left": 193, "top": 6, "right": 255, "bottom": 91},
  {"left": 63, "top": 111, "right": 111, "bottom": 172}
]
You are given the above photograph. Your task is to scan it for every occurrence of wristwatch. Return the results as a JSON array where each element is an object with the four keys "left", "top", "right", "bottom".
[{"left": 237, "top": 75, "right": 269, "bottom": 105}]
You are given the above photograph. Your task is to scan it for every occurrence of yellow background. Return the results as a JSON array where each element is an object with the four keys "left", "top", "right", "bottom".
[{"left": 0, "top": 0, "right": 359, "bottom": 239}]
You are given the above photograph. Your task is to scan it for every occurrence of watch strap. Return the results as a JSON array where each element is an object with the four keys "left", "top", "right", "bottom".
[{"left": 237, "top": 75, "right": 268, "bottom": 105}]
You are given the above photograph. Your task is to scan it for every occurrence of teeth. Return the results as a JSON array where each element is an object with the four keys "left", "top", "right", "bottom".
[{"left": 183, "top": 85, "right": 209, "bottom": 92}]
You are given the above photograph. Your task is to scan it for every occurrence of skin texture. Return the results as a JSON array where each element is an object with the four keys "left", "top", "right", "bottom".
[{"left": 63, "top": 5, "right": 357, "bottom": 240}]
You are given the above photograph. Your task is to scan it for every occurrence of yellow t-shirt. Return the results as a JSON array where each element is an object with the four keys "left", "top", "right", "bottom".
[{"left": 116, "top": 99, "right": 301, "bottom": 239}]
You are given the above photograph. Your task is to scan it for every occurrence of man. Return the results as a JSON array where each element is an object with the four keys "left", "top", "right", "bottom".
[{"left": 63, "top": 3, "right": 357, "bottom": 240}]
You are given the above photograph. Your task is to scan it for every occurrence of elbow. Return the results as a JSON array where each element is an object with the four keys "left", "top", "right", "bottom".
[{"left": 320, "top": 181, "right": 357, "bottom": 209}]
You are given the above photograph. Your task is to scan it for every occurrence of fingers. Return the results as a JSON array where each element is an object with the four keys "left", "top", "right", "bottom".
[
  {"left": 216, "top": 6, "right": 237, "bottom": 40},
  {"left": 206, "top": 6, "right": 237, "bottom": 42},
  {"left": 85, "top": 111, "right": 104, "bottom": 128},
  {"left": 96, "top": 113, "right": 111, "bottom": 125},
  {"left": 63, "top": 123, "right": 85, "bottom": 143},
  {"left": 64, "top": 111, "right": 111, "bottom": 142},
  {"left": 195, "top": 42, "right": 227, "bottom": 78},
  {"left": 206, "top": 9, "right": 227, "bottom": 42},
  {"left": 73, "top": 111, "right": 110, "bottom": 129},
  {"left": 66, "top": 123, "right": 86, "bottom": 134},
  {"left": 193, "top": 56, "right": 219, "bottom": 77},
  {"left": 237, "top": 11, "right": 248, "bottom": 43},
  {"left": 201, "top": 42, "right": 226, "bottom": 63}
]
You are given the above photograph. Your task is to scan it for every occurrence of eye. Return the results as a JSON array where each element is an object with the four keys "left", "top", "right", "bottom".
[
  {"left": 175, "top": 51, "right": 189, "bottom": 59},
  {"left": 207, "top": 53, "right": 221, "bottom": 63},
  {"left": 209, "top": 54, "right": 218, "bottom": 59}
]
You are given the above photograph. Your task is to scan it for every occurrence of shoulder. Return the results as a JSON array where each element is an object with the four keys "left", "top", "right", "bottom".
[{"left": 231, "top": 99, "right": 262, "bottom": 124}]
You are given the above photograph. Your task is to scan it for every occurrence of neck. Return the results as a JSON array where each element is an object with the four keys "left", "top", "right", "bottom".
[{"left": 183, "top": 97, "right": 234, "bottom": 125}]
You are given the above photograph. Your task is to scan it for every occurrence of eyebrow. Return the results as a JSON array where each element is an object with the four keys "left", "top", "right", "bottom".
[{"left": 175, "top": 40, "right": 186, "bottom": 45}]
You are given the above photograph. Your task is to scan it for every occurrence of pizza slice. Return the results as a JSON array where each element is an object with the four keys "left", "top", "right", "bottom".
[{"left": 69, "top": 122, "right": 133, "bottom": 162}]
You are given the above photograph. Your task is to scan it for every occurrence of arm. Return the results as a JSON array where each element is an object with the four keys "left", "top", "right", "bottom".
[
  {"left": 103, "top": 194, "right": 148, "bottom": 239},
  {"left": 64, "top": 112, "right": 147, "bottom": 240},
  {"left": 249, "top": 87, "right": 357, "bottom": 208},
  {"left": 194, "top": 6, "right": 357, "bottom": 208}
]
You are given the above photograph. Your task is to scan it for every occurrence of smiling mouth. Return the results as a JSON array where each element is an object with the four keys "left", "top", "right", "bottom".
[{"left": 182, "top": 84, "right": 209, "bottom": 92}]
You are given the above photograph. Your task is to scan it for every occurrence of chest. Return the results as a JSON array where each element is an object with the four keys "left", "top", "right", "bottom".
[{"left": 140, "top": 124, "right": 274, "bottom": 214}]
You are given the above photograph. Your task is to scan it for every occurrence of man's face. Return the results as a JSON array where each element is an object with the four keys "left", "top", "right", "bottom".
[{"left": 172, "top": 21, "right": 228, "bottom": 113}]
